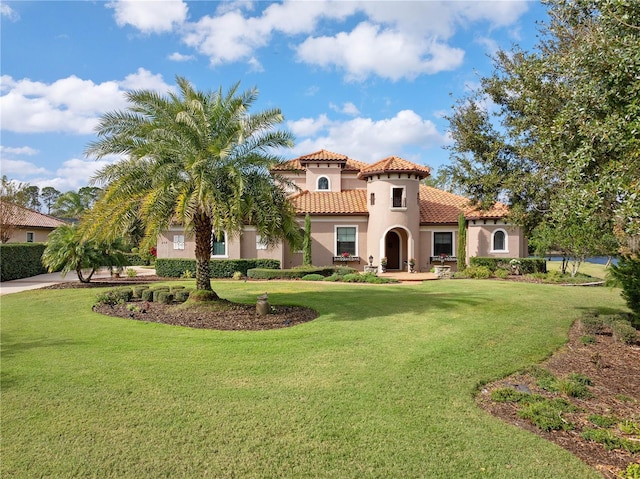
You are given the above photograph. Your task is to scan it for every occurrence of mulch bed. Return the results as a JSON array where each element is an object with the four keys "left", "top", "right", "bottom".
[{"left": 476, "top": 322, "right": 640, "bottom": 478}]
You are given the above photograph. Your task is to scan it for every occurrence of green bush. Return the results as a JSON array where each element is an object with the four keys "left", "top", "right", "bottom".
[
  {"left": 132, "top": 286, "right": 149, "bottom": 298},
  {"left": 0, "top": 243, "right": 48, "bottom": 281},
  {"left": 518, "top": 399, "right": 577, "bottom": 431},
  {"left": 115, "top": 287, "right": 133, "bottom": 302},
  {"left": 620, "top": 463, "right": 640, "bottom": 479},
  {"left": 493, "top": 269, "right": 509, "bottom": 279},
  {"left": 174, "top": 289, "right": 192, "bottom": 303},
  {"left": 581, "top": 428, "right": 640, "bottom": 453},
  {"left": 490, "top": 388, "right": 528, "bottom": 403},
  {"left": 156, "top": 291, "right": 174, "bottom": 304},
  {"left": 341, "top": 273, "right": 363, "bottom": 282},
  {"left": 247, "top": 265, "right": 341, "bottom": 280},
  {"left": 155, "top": 258, "right": 280, "bottom": 278},
  {"left": 611, "top": 320, "right": 638, "bottom": 344},
  {"left": 580, "top": 314, "right": 607, "bottom": 335},
  {"left": 141, "top": 289, "right": 154, "bottom": 302},
  {"left": 469, "top": 257, "right": 546, "bottom": 274},
  {"left": 609, "top": 255, "right": 640, "bottom": 324},
  {"left": 465, "top": 266, "right": 492, "bottom": 279},
  {"left": 152, "top": 289, "right": 170, "bottom": 302},
  {"left": 188, "top": 290, "right": 218, "bottom": 302},
  {"left": 123, "top": 253, "right": 149, "bottom": 266},
  {"left": 94, "top": 290, "right": 122, "bottom": 307},
  {"left": 323, "top": 273, "right": 341, "bottom": 282},
  {"left": 170, "top": 285, "right": 185, "bottom": 292},
  {"left": 587, "top": 414, "right": 619, "bottom": 428},
  {"left": 301, "top": 274, "right": 325, "bottom": 281}
]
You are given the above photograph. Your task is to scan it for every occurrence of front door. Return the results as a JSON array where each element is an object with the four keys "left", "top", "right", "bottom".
[{"left": 385, "top": 231, "right": 400, "bottom": 270}]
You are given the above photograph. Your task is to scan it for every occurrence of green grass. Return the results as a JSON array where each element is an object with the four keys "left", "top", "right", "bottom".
[
  {"left": 1, "top": 279, "right": 628, "bottom": 478},
  {"left": 546, "top": 260, "right": 609, "bottom": 280}
]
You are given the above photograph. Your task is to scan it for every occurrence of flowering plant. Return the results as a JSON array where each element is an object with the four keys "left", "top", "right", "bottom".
[
  {"left": 409, "top": 258, "right": 416, "bottom": 266},
  {"left": 381, "top": 257, "right": 387, "bottom": 266},
  {"left": 341, "top": 252, "right": 351, "bottom": 258},
  {"left": 439, "top": 252, "right": 447, "bottom": 265}
]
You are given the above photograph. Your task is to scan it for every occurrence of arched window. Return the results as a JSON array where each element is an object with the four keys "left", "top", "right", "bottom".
[
  {"left": 492, "top": 229, "right": 508, "bottom": 252},
  {"left": 317, "top": 176, "right": 329, "bottom": 191}
]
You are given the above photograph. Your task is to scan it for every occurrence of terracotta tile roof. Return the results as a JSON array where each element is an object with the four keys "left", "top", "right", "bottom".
[
  {"left": 465, "top": 202, "right": 511, "bottom": 219},
  {"left": 272, "top": 149, "right": 369, "bottom": 172},
  {"left": 419, "top": 185, "right": 469, "bottom": 224},
  {"left": 1, "top": 201, "right": 68, "bottom": 228},
  {"left": 290, "top": 190, "right": 368, "bottom": 215},
  {"left": 358, "top": 156, "right": 431, "bottom": 179}
]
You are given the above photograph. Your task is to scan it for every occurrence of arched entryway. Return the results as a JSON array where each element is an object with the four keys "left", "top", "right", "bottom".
[{"left": 385, "top": 231, "right": 401, "bottom": 270}]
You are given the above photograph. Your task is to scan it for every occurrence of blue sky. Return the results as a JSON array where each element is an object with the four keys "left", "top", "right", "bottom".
[{"left": 1, "top": 0, "right": 546, "bottom": 192}]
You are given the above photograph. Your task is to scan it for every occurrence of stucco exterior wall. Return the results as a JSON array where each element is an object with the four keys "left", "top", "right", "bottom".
[
  {"left": 305, "top": 164, "right": 343, "bottom": 192},
  {"left": 5, "top": 227, "right": 54, "bottom": 243},
  {"left": 467, "top": 222, "right": 526, "bottom": 258}
]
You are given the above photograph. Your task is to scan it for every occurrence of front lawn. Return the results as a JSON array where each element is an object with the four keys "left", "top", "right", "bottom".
[{"left": 0, "top": 280, "right": 628, "bottom": 478}]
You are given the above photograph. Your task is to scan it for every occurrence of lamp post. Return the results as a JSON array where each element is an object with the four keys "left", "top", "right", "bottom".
[{"left": 368, "top": 255, "right": 373, "bottom": 266}]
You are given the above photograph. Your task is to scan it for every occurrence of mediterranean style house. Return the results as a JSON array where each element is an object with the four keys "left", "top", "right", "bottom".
[
  {"left": 157, "top": 150, "right": 527, "bottom": 272},
  {"left": 0, "top": 201, "right": 67, "bottom": 243}
]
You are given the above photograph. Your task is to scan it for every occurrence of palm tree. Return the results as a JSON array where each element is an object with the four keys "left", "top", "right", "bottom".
[
  {"left": 42, "top": 224, "right": 128, "bottom": 283},
  {"left": 83, "top": 77, "right": 299, "bottom": 293}
]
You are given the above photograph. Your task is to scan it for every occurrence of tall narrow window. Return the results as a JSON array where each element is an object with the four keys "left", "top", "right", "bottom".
[
  {"left": 391, "top": 187, "right": 405, "bottom": 208},
  {"left": 336, "top": 226, "right": 357, "bottom": 256},
  {"left": 434, "top": 232, "right": 453, "bottom": 256},
  {"left": 212, "top": 232, "right": 226, "bottom": 257},
  {"left": 370, "top": 193, "right": 375, "bottom": 205},
  {"left": 256, "top": 234, "right": 268, "bottom": 250},
  {"left": 492, "top": 229, "right": 508, "bottom": 252},
  {"left": 26, "top": 232, "right": 34, "bottom": 243},
  {"left": 317, "top": 176, "right": 329, "bottom": 190}
]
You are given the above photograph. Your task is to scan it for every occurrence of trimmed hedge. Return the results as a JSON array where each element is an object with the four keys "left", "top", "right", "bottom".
[
  {"left": 0, "top": 243, "right": 48, "bottom": 281},
  {"left": 155, "top": 258, "right": 280, "bottom": 278},
  {"left": 469, "top": 257, "right": 547, "bottom": 274},
  {"left": 123, "top": 253, "right": 150, "bottom": 266},
  {"left": 247, "top": 266, "right": 350, "bottom": 280}
]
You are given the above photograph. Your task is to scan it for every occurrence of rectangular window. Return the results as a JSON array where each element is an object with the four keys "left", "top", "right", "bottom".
[
  {"left": 173, "top": 235, "right": 185, "bottom": 250},
  {"left": 392, "top": 187, "right": 405, "bottom": 208},
  {"left": 370, "top": 192, "right": 375, "bottom": 205},
  {"left": 26, "top": 232, "right": 34, "bottom": 243},
  {"left": 212, "top": 232, "right": 226, "bottom": 257},
  {"left": 256, "top": 234, "right": 268, "bottom": 250},
  {"left": 434, "top": 232, "right": 453, "bottom": 256},
  {"left": 336, "top": 226, "right": 357, "bottom": 256}
]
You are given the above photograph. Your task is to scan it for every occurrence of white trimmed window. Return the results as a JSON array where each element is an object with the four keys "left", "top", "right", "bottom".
[
  {"left": 335, "top": 226, "right": 357, "bottom": 257},
  {"left": 26, "top": 232, "right": 34, "bottom": 243},
  {"left": 173, "top": 235, "right": 185, "bottom": 250},
  {"left": 317, "top": 176, "right": 330, "bottom": 191},
  {"left": 491, "top": 229, "right": 509, "bottom": 253},
  {"left": 212, "top": 232, "right": 227, "bottom": 257},
  {"left": 256, "top": 234, "right": 268, "bottom": 250}
]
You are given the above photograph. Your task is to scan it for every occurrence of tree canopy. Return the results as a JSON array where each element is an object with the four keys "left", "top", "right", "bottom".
[
  {"left": 444, "top": 0, "right": 640, "bottom": 258},
  {"left": 83, "top": 77, "right": 299, "bottom": 292}
]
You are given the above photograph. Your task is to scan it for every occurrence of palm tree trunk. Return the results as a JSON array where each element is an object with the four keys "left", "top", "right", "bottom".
[{"left": 193, "top": 212, "right": 215, "bottom": 293}]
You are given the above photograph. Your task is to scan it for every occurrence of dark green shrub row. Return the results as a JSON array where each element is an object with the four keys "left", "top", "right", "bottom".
[
  {"left": 155, "top": 258, "right": 280, "bottom": 278},
  {"left": 0, "top": 243, "right": 48, "bottom": 281},
  {"left": 248, "top": 265, "right": 354, "bottom": 280},
  {"left": 469, "top": 257, "right": 547, "bottom": 274},
  {"left": 124, "top": 253, "right": 150, "bottom": 266}
]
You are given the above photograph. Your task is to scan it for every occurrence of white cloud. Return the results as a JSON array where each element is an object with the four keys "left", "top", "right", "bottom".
[
  {"left": 289, "top": 110, "right": 446, "bottom": 163},
  {"left": 0, "top": 70, "right": 172, "bottom": 134},
  {"left": 0, "top": 145, "right": 39, "bottom": 156},
  {"left": 329, "top": 102, "right": 360, "bottom": 116},
  {"left": 168, "top": 52, "right": 195, "bottom": 62},
  {"left": 0, "top": 158, "right": 49, "bottom": 176},
  {"left": 107, "top": 0, "right": 188, "bottom": 34},
  {"left": 297, "top": 22, "right": 464, "bottom": 81},
  {"left": 1, "top": 3, "right": 19, "bottom": 21}
]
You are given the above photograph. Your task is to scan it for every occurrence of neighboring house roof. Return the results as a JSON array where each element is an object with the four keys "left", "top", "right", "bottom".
[
  {"left": 465, "top": 202, "right": 510, "bottom": 220},
  {"left": 1, "top": 201, "right": 67, "bottom": 228},
  {"left": 419, "top": 185, "right": 469, "bottom": 224},
  {"left": 272, "top": 149, "right": 369, "bottom": 172},
  {"left": 358, "top": 156, "right": 431, "bottom": 180},
  {"left": 290, "top": 190, "right": 368, "bottom": 215}
]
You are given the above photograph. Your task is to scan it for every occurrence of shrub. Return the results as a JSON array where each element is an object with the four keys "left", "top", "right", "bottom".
[
  {"left": 248, "top": 266, "right": 342, "bottom": 280},
  {"left": 587, "top": 414, "right": 619, "bottom": 428},
  {"left": 141, "top": 289, "right": 154, "bottom": 302},
  {"left": 465, "top": 266, "right": 492, "bottom": 279},
  {"left": 156, "top": 291, "right": 174, "bottom": 304},
  {"left": 580, "top": 314, "right": 607, "bottom": 335},
  {"left": 123, "top": 252, "right": 149, "bottom": 266},
  {"left": 611, "top": 320, "right": 638, "bottom": 344},
  {"left": 232, "top": 271, "right": 243, "bottom": 280},
  {"left": 94, "top": 290, "right": 122, "bottom": 307},
  {"left": 490, "top": 388, "right": 528, "bottom": 403},
  {"left": 493, "top": 269, "right": 509, "bottom": 279},
  {"left": 620, "top": 463, "right": 640, "bottom": 479},
  {"left": 517, "top": 399, "right": 576, "bottom": 431},
  {"left": 324, "top": 273, "right": 341, "bottom": 282},
  {"left": 302, "top": 273, "right": 325, "bottom": 281},
  {"left": 114, "top": 287, "right": 133, "bottom": 302},
  {"left": 0, "top": 243, "right": 48, "bottom": 281},
  {"left": 469, "top": 257, "right": 546, "bottom": 274},
  {"left": 341, "top": 273, "right": 363, "bottom": 283},
  {"left": 170, "top": 285, "right": 185, "bottom": 292},
  {"left": 452, "top": 271, "right": 468, "bottom": 279},
  {"left": 132, "top": 286, "right": 149, "bottom": 299},
  {"left": 174, "top": 289, "right": 192, "bottom": 303},
  {"left": 125, "top": 267, "right": 138, "bottom": 278},
  {"left": 580, "top": 335, "right": 596, "bottom": 345},
  {"left": 155, "top": 258, "right": 280, "bottom": 278},
  {"left": 152, "top": 289, "right": 170, "bottom": 302},
  {"left": 558, "top": 378, "right": 592, "bottom": 399},
  {"left": 609, "top": 255, "right": 640, "bottom": 324},
  {"left": 581, "top": 428, "right": 640, "bottom": 453}
]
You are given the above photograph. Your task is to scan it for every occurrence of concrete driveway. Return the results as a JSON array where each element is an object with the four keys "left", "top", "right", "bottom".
[{"left": 0, "top": 266, "right": 156, "bottom": 296}]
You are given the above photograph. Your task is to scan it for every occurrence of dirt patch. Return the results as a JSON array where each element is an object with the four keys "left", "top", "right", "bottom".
[
  {"left": 477, "top": 322, "right": 640, "bottom": 478},
  {"left": 92, "top": 297, "right": 317, "bottom": 331}
]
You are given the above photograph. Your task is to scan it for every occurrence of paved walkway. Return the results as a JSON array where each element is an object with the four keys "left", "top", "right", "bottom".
[
  {"left": 379, "top": 271, "right": 438, "bottom": 282},
  {"left": 0, "top": 266, "right": 156, "bottom": 296}
]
